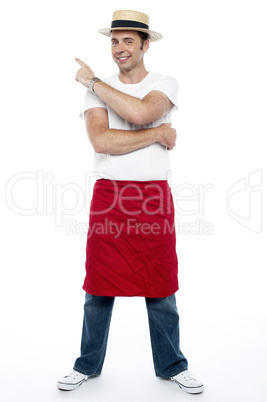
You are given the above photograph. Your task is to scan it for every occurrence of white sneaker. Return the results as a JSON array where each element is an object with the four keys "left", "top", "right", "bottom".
[
  {"left": 170, "top": 370, "right": 204, "bottom": 394},
  {"left": 57, "top": 370, "right": 89, "bottom": 391}
]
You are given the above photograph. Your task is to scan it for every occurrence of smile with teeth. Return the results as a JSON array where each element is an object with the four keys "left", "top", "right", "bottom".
[{"left": 117, "top": 56, "right": 131, "bottom": 62}]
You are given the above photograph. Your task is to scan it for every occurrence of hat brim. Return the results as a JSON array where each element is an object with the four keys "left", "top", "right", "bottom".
[{"left": 98, "top": 27, "right": 163, "bottom": 42}]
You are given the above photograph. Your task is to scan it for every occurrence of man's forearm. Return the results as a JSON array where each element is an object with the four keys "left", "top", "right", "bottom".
[
  {"left": 86, "top": 108, "right": 176, "bottom": 154},
  {"left": 93, "top": 81, "right": 145, "bottom": 125},
  {"left": 91, "top": 126, "right": 161, "bottom": 155},
  {"left": 93, "top": 81, "right": 172, "bottom": 126}
]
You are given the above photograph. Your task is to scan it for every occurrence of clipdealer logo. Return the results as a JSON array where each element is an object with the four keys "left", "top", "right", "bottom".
[
  {"left": 5, "top": 170, "right": 215, "bottom": 236},
  {"left": 226, "top": 170, "right": 262, "bottom": 233},
  {"left": 5, "top": 169, "right": 263, "bottom": 235}
]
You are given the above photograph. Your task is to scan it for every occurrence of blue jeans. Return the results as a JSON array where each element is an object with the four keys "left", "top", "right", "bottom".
[{"left": 74, "top": 293, "right": 188, "bottom": 378}]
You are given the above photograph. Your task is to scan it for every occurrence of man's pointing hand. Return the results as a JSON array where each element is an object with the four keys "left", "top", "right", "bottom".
[{"left": 75, "top": 58, "right": 95, "bottom": 88}]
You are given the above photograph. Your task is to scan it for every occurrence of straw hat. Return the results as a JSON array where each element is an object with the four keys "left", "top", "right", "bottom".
[{"left": 98, "top": 10, "right": 163, "bottom": 42}]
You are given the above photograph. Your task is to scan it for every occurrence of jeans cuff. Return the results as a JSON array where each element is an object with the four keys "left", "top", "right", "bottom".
[
  {"left": 156, "top": 366, "right": 188, "bottom": 379},
  {"left": 73, "top": 366, "right": 101, "bottom": 377}
]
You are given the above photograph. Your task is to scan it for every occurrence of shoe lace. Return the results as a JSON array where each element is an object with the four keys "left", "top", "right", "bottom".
[
  {"left": 65, "top": 370, "right": 78, "bottom": 379},
  {"left": 181, "top": 371, "right": 196, "bottom": 382}
]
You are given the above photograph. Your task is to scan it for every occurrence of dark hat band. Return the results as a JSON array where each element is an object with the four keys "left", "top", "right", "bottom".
[{"left": 111, "top": 20, "right": 149, "bottom": 30}]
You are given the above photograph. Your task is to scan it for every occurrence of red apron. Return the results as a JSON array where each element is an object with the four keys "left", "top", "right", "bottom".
[{"left": 83, "top": 179, "right": 179, "bottom": 297}]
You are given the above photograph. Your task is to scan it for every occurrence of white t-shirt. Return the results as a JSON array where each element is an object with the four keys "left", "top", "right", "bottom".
[{"left": 80, "top": 72, "right": 178, "bottom": 181}]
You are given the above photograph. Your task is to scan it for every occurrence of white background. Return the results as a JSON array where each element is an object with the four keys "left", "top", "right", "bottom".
[{"left": 1, "top": 0, "right": 266, "bottom": 401}]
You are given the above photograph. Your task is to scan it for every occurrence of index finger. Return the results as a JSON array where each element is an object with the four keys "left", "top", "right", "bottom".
[{"left": 75, "top": 58, "right": 87, "bottom": 67}]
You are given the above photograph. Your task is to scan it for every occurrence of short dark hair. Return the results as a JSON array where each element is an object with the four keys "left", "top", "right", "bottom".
[{"left": 138, "top": 31, "right": 150, "bottom": 49}]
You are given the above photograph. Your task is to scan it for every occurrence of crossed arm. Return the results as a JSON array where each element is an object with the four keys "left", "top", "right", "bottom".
[
  {"left": 75, "top": 58, "right": 177, "bottom": 154},
  {"left": 91, "top": 81, "right": 173, "bottom": 126},
  {"left": 85, "top": 107, "right": 176, "bottom": 154}
]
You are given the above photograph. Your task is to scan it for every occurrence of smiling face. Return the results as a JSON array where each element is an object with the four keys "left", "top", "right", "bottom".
[{"left": 111, "top": 30, "right": 149, "bottom": 73}]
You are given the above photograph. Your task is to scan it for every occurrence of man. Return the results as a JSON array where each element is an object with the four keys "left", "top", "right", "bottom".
[{"left": 58, "top": 10, "right": 204, "bottom": 394}]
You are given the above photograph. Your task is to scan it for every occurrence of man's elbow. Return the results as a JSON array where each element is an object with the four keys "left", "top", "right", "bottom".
[
  {"left": 91, "top": 138, "right": 107, "bottom": 154},
  {"left": 93, "top": 143, "right": 104, "bottom": 154},
  {"left": 88, "top": 134, "right": 104, "bottom": 154},
  {"left": 130, "top": 103, "right": 164, "bottom": 125},
  {"left": 130, "top": 110, "right": 153, "bottom": 126},
  {"left": 87, "top": 125, "right": 108, "bottom": 153}
]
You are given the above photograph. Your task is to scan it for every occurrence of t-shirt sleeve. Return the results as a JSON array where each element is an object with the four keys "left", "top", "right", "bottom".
[
  {"left": 152, "top": 75, "right": 179, "bottom": 113},
  {"left": 79, "top": 89, "right": 107, "bottom": 119}
]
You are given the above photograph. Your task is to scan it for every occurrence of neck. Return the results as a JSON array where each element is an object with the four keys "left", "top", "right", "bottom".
[{"left": 118, "top": 64, "right": 149, "bottom": 84}]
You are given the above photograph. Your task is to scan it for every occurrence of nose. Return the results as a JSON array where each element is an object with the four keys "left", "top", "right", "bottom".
[{"left": 115, "top": 42, "right": 126, "bottom": 54}]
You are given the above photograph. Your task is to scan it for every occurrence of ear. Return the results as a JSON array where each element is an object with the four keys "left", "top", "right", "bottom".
[{"left": 143, "top": 39, "right": 150, "bottom": 53}]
